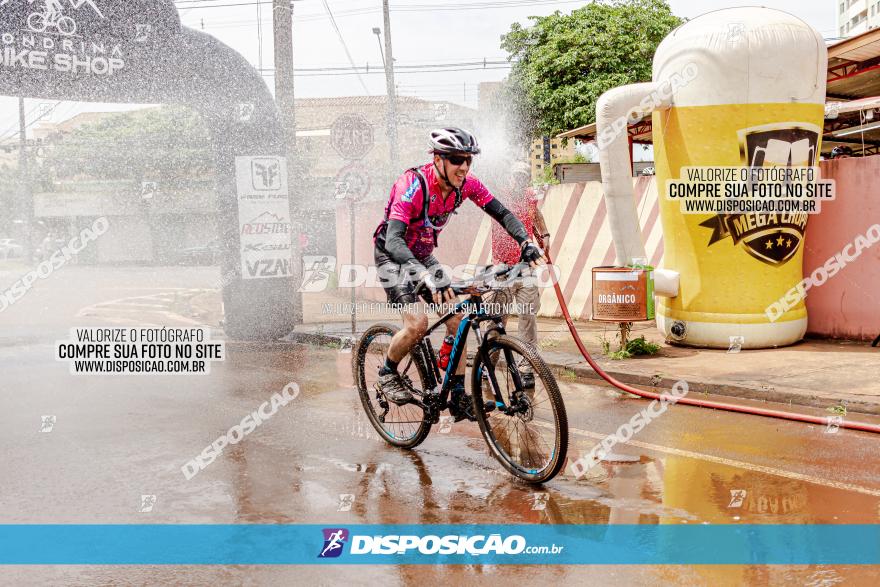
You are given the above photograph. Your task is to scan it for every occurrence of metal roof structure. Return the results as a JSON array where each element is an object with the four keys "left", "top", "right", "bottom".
[
  {"left": 824, "top": 29, "right": 880, "bottom": 155},
  {"left": 558, "top": 28, "right": 880, "bottom": 157}
]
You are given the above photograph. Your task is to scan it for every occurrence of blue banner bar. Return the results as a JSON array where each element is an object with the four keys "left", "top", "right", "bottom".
[{"left": 0, "top": 525, "right": 878, "bottom": 565}]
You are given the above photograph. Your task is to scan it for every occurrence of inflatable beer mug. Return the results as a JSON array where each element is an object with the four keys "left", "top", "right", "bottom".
[{"left": 596, "top": 7, "right": 827, "bottom": 348}]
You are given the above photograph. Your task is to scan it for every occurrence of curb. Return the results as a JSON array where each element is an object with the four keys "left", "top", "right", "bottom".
[
  {"left": 285, "top": 331, "right": 880, "bottom": 418},
  {"left": 553, "top": 363, "right": 880, "bottom": 417}
]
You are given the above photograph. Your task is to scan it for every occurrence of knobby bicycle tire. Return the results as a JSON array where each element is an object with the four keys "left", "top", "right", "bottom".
[
  {"left": 352, "top": 323, "right": 433, "bottom": 449},
  {"left": 471, "top": 334, "right": 568, "bottom": 484}
]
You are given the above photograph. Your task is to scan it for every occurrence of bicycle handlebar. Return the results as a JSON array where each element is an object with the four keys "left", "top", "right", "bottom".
[{"left": 413, "top": 262, "right": 532, "bottom": 298}]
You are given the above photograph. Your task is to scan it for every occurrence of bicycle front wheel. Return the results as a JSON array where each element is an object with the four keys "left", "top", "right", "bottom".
[
  {"left": 352, "top": 323, "right": 432, "bottom": 449},
  {"left": 472, "top": 335, "right": 568, "bottom": 483}
]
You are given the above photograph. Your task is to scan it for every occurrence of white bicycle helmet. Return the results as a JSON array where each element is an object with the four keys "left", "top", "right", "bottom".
[{"left": 429, "top": 127, "right": 481, "bottom": 155}]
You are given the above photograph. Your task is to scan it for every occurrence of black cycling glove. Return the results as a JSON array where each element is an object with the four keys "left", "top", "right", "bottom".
[
  {"left": 422, "top": 265, "right": 453, "bottom": 297},
  {"left": 520, "top": 242, "right": 543, "bottom": 264}
]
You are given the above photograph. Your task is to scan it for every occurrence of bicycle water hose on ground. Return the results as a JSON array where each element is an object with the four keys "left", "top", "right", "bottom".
[{"left": 542, "top": 253, "right": 880, "bottom": 435}]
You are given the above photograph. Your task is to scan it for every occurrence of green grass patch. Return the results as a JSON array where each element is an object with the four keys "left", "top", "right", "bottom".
[{"left": 827, "top": 404, "right": 847, "bottom": 416}]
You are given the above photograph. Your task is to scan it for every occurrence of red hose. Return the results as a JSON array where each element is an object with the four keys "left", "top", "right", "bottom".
[{"left": 544, "top": 253, "right": 880, "bottom": 434}]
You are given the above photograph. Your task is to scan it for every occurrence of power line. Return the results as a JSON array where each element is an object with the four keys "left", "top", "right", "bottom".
[
  {"left": 0, "top": 102, "right": 63, "bottom": 145},
  {"left": 176, "top": 0, "right": 586, "bottom": 18},
  {"left": 260, "top": 59, "right": 511, "bottom": 72},
  {"left": 288, "top": 65, "right": 512, "bottom": 77},
  {"left": 395, "top": 0, "right": 585, "bottom": 11},
  {"left": 321, "top": 0, "right": 371, "bottom": 94},
  {"left": 175, "top": 1, "right": 276, "bottom": 8},
  {"left": 0, "top": 103, "right": 42, "bottom": 142}
]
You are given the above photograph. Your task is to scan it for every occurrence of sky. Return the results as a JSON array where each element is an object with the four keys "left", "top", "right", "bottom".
[{"left": 0, "top": 0, "right": 838, "bottom": 141}]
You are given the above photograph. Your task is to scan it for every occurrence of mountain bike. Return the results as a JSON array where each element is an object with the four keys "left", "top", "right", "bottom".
[{"left": 352, "top": 263, "right": 568, "bottom": 484}]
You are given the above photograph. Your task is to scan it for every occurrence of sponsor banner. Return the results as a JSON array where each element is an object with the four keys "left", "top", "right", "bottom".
[
  {"left": 0, "top": 0, "right": 126, "bottom": 76},
  {"left": 234, "top": 156, "right": 293, "bottom": 280},
  {"left": 0, "top": 525, "right": 879, "bottom": 564}
]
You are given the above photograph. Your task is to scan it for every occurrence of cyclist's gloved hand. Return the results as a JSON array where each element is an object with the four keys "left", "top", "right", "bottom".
[
  {"left": 422, "top": 265, "right": 455, "bottom": 305},
  {"left": 519, "top": 241, "right": 544, "bottom": 267}
]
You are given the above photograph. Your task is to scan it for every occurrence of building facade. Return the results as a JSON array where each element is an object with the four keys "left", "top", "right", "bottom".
[
  {"left": 837, "top": 0, "right": 880, "bottom": 37},
  {"left": 530, "top": 136, "right": 579, "bottom": 181}
]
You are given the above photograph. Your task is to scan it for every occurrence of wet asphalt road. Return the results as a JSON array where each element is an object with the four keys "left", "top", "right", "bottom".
[{"left": 1, "top": 265, "right": 880, "bottom": 585}]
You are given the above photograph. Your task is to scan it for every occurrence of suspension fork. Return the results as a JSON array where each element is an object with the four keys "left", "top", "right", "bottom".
[
  {"left": 474, "top": 319, "right": 518, "bottom": 409},
  {"left": 474, "top": 323, "right": 523, "bottom": 415}
]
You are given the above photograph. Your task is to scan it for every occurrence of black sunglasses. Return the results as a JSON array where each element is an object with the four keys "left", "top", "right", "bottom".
[{"left": 442, "top": 154, "right": 473, "bottom": 166}]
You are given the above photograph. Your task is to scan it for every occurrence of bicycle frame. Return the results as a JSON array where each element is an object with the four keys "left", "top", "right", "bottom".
[{"left": 411, "top": 293, "right": 524, "bottom": 421}]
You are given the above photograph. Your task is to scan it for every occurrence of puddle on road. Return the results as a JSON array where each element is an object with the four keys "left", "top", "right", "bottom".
[
  {"left": 217, "top": 345, "right": 880, "bottom": 528},
  {"left": 4, "top": 343, "right": 879, "bottom": 585},
  {"left": 182, "top": 344, "right": 880, "bottom": 584}
]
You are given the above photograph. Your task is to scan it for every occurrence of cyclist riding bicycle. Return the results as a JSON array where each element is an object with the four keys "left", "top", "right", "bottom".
[{"left": 372, "top": 126, "right": 545, "bottom": 421}]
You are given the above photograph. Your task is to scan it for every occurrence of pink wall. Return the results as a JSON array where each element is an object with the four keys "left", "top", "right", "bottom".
[{"left": 804, "top": 156, "right": 880, "bottom": 340}]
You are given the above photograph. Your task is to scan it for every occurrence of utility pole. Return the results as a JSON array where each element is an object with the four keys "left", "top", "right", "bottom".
[
  {"left": 273, "top": 0, "right": 296, "bottom": 153},
  {"left": 273, "top": 0, "right": 301, "bottom": 325},
  {"left": 17, "top": 96, "right": 32, "bottom": 260},
  {"left": 382, "top": 0, "right": 399, "bottom": 176},
  {"left": 257, "top": 1, "right": 263, "bottom": 71}
]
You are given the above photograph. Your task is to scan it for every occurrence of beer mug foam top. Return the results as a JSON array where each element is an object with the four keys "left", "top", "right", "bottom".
[{"left": 600, "top": 7, "right": 827, "bottom": 349}]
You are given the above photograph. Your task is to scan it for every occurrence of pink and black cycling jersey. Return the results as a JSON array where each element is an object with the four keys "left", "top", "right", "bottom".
[{"left": 373, "top": 162, "right": 494, "bottom": 260}]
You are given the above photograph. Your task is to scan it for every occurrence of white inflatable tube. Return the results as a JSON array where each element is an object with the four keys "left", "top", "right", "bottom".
[
  {"left": 596, "top": 83, "right": 679, "bottom": 297},
  {"left": 653, "top": 268, "right": 679, "bottom": 298}
]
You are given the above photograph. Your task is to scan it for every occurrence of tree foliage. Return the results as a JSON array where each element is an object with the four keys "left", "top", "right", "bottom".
[
  {"left": 45, "top": 106, "right": 214, "bottom": 183},
  {"left": 501, "top": 0, "right": 683, "bottom": 140}
]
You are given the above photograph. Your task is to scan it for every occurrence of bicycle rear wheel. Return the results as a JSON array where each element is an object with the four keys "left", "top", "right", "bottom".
[
  {"left": 352, "top": 323, "right": 432, "bottom": 449},
  {"left": 472, "top": 335, "right": 568, "bottom": 483}
]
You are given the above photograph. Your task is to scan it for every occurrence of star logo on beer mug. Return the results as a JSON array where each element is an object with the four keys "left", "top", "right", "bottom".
[
  {"left": 337, "top": 494, "right": 355, "bottom": 512},
  {"left": 728, "top": 489, "right": 747, "bottom": 508},
  {"left": 728, "top": 336, "right": 745, "bottom": 354}
]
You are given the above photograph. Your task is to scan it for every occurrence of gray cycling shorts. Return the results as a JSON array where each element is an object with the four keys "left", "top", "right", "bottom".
[{"left": 374, "top": 248, "right": 438, "bottom": 306}]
